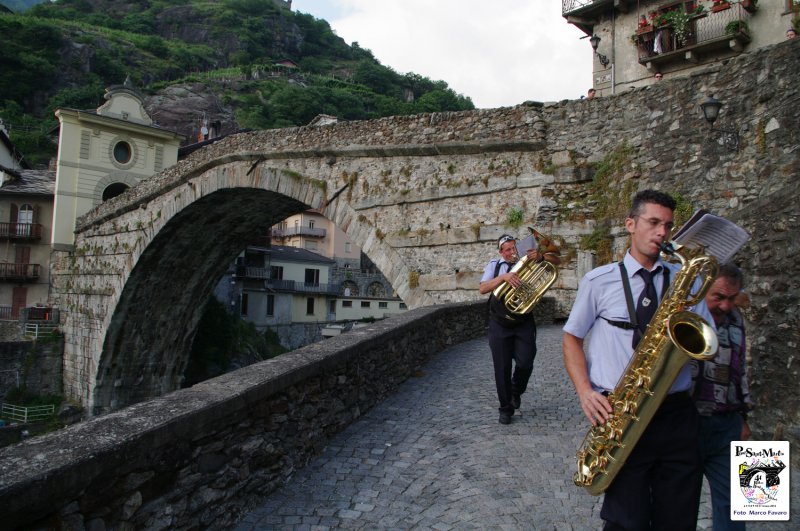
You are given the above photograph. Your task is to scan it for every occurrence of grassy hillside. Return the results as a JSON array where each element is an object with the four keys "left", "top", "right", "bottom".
[{"left": 0, "top": 0, "right": 474, "bottom": 166}]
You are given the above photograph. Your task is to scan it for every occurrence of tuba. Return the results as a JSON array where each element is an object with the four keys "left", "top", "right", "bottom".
[
  {"left": 573, "top": 242, "right": 719, "bottom": 495},
  {"left": 492, "top": 228, "right": 559, "bottom": 315}
]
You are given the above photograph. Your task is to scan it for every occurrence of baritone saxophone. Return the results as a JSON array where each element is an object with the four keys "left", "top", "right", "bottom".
[
  {"left": 492, "top": 228, "right": 559, "bottom": 315},
  {"left": 573, "top": 242, "right": 719, "bottom": 495}
]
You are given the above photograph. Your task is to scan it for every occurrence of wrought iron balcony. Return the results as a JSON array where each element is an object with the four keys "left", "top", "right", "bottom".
[
  {"left": 562, "top": 0, "right": 616, "bottom": 17},
  {"left": 0, "top": 222, "right": 43, "bottom": 241},
  {"left": 0, "top": 263, "right": 41, "bottom": 281},
  {"left": 634, "top": 3, "right": 753, "bottom": 67}
]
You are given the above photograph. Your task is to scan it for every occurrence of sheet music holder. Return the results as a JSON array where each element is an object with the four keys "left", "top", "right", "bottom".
[{"left": 671, "top": 209, "right": 750, "bottom": 264}]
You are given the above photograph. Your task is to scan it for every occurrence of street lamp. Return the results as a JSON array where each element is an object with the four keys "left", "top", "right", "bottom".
[
  {"left": 700, "top": 94, "right": 739, "bottom": 151},
  {"left": 589, "top": 34, "right": 610, "bottom": 68}
]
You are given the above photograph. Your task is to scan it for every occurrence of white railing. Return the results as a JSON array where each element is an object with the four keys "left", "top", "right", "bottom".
[
  {"left": 562, "top": 0, "right": 612, "bottom": 15},
  {"left": 24, "top": 322, "right": 59, "bottom": 339},
  {"left": 1, "top": 403, "right": 55, "bottom": 423}
]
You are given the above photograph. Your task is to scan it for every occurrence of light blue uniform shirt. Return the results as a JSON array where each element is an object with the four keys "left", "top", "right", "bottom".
[
  {"left": 481, "top": 259, "right": 513, "bottom": 282},
  {"left": 563, "top": 250, "right": 714, "bottom": 394}
]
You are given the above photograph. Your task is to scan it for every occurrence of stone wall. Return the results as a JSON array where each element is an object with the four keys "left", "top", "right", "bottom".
[
  {"left": 271, "top": 321, "right": 324, "bottom": 350},
  {"left": 0, "top": 301, "right": 487, "bottom": 530},
  {"left": 728, "top": 178, "right": 800, "bottom": 465},
  {"left": 0, "top": 321, "right": 20, "bottom": 342},
  {"left": 0, "top": 340, "right": 62, "bottom": 400}
]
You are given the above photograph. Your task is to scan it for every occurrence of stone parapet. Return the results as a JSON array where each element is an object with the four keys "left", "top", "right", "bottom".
[{"left": 0, "top": 301, "right": 487, "bottom": 529}]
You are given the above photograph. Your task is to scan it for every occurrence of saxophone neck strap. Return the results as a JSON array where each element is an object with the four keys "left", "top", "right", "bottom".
[{"left": 602, "top": 261, "right": 671, "bottom": 333}]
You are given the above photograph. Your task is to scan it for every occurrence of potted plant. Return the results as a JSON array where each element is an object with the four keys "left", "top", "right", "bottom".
[
  {"left": 662, "top": 9, "right": 693, "bottom": 47},
  {"left": 712, "top": 0, "right": 731, "bottom": 13},
  {"left": 742, "top": 0, "right": 758, "bottom": 13},
  {"left": 725, "top": 19, "right": 750, "bottom": 37},
  {"left": 637, "top": 15, "right": 653, "bottom": 34}
]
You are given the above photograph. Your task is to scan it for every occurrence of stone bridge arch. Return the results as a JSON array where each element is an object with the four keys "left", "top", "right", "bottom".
[
  {"left": 45, "top": 41, "right": 800, "bottom": 466},
  {"left": 53, "top": 154, "right": 427, "bottom": 414}
]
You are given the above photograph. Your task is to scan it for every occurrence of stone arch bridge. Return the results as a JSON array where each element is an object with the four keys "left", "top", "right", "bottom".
[{"left": 52, "top": 41, "right": 800, "bottom": 435}]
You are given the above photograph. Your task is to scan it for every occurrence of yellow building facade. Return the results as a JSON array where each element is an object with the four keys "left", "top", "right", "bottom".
[{"left": 52, "top": 79, "right": 183, "bottom": 249}]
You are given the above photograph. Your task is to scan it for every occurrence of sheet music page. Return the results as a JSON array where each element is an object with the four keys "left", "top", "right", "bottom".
[
  {"left": 515, "top": 234, "right": 538, "bottom": 256},
  {"left": 671, "top": 209, "right": 708, "bottom": 240},
  {"left": 672, "top": 211, "right": 750, "bottom": 263}
]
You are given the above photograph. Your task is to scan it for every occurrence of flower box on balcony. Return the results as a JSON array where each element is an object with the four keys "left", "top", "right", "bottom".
[
  {"left": 637, "top": 25, "right": 654, "bottom": 34},
  {"left": 711, "top": 2, "right": 731, "bottom": 13}
]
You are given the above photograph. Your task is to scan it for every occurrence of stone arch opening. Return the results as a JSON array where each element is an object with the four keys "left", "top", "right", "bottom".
[
  {"left": 92, "top": 187, "right": 308, "bottom": 413},
  {"left": 92, "top": 172, "right": 139, "bottom": 206},
  {"left": 64, "top": 158, "right": 432, "bottom": 413},
  {"left": 367, "top": 281, "right": 386, "bottom": 298},
  {"left": 341, "top": 280, "right": 359, "bottom": 296},
  {"left": 102, "top": 182, "right": 130, "bottom": 201}
]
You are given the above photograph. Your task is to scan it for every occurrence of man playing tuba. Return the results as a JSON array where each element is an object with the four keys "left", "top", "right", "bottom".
[
  {"left": 479, "top": 230, "right": 559, "bottom": 425},
  {"left": 563, "top": 190, "right": 714, "bottom": 530}
]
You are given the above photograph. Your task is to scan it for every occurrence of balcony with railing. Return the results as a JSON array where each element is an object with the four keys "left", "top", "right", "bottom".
[
  {"left": 235, "top": 266, "right": 269, "bottom": 279},
  {"left": 0, "top": 223, "right": 43, "bottom": 241},
  {"left": 562, "top": 0, "right": 616, "bottom": 17},
  {"left": 264, "top": 278, "right": 339, "bottom": 295},
  {"left": 270, "top": 226, "right": 327, "bottom": 239},
  {"left": 0, "top": 263, "right": 41, "bottom": 281},
  {"left": 634, "top": 2, "right": 754, "bottom": 67},
  {"left": 232, "top": 266, "right": 339, "bottom": 294}
]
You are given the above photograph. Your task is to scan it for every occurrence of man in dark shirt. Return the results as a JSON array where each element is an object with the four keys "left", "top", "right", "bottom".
[{"left": 692, "top": 263, "right": 752, "bottom": 531}]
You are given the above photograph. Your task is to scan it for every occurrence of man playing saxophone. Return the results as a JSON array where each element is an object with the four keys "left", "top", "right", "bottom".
[{"left": 563, "top": 190, "right": 713, "bottom": 530}]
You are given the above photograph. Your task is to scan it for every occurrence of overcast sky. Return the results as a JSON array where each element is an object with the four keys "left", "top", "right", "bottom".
[{"left": 291, "top": 0, "right": 593, "bottom": 109}]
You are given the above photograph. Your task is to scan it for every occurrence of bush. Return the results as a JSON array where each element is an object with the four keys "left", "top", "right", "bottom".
[
  {"left": 725, "top": 20, "right": 749, "bottom": 36},
  {"left": 3, "top": 386, "right": 62, "bottom": 408}
]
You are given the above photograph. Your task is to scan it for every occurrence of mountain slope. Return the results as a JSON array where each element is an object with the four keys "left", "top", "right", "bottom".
[{"left": 0, "top": 0, "right": 474, "bottom": 166}]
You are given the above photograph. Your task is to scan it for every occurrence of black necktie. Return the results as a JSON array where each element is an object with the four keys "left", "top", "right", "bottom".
[{"left": 633, "top": 266, "right": 661, "bottom": 348}]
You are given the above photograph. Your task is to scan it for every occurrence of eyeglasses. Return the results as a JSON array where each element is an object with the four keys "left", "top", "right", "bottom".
[
  {"left": 655, "top": 74, "right": 663, "bottom": 79},
  {"left": 634, "top": 215, "right": 673, "bottom": 232}
]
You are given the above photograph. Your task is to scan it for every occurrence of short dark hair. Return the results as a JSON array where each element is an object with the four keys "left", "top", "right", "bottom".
[
  {"left": 628, "top": 189, "right": 676, "bottom": 218},
  {"left": 718, "top": 263, "right": 744, "bottom": 289}
]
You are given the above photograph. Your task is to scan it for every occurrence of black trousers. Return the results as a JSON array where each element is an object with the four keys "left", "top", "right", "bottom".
[
  {"left": 488, "top": 317, "right": 536, "bottom": 413},
  {"left": 601, "top": 392, "right": 702, "bottom": 531}
]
